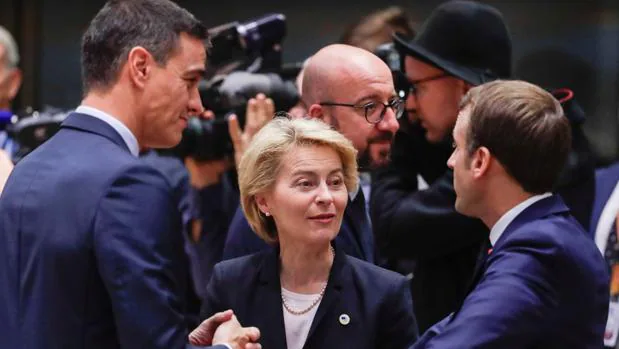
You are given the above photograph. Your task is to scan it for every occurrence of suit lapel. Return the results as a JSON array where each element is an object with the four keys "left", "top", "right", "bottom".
[
  {"left": 305, "top": 242, "right": 348, "bottom": 344},
  {"left": 255, "top": 248, "right": 288, "bottom": 349},
  {"left": 61, "top": 112, "right": 131, "bottom": 153}
]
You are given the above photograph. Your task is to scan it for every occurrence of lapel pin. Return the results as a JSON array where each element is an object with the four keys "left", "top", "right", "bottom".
[{"left": 339, "top": 314, "right": 350, "bottom": 326}]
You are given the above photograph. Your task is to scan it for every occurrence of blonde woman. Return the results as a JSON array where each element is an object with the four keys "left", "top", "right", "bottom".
[{"left": 200, "top": 116, "right": 418, "bottom": 349}]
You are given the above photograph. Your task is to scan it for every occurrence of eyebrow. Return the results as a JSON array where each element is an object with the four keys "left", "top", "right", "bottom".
[
  {"left": 183, "top": 66, "right": 205, "bottom": 77},
  {"left": 291, "top": 168, "right": 344, "bottom": 177},
  {"left": 354, "top": 92, "right": 399, "bottom": 105}
]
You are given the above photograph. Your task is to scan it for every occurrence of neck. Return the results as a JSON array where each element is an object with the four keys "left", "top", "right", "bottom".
[
  {"left": 279, "top": 238, "right": 333, "bottom": 294},
  {"left": 81, "top": 86, "right": 142, "bottom": 146},
  {"left": 479, "top": 183, "right": 534, "bottom": 229}
]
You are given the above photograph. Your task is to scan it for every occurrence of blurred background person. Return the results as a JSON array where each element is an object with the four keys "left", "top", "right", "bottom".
[
  {"left": 591, "top": 160, "right": 619, "bottom": 348},
  {"left": 203, "top": 116, "right": 418, "bottom": 349}
]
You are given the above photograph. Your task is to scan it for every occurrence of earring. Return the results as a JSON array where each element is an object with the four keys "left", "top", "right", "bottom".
[{"left": 265, "top": 212, "right": 271, "bottom": 217}]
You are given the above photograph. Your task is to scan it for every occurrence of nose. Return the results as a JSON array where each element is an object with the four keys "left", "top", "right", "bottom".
[
  {"left": 447, "top": 149, "right": 456, "bottom": 169},
  {"left": 187, "top": 86, "right": 204, "bottom": 116},
  {"left": 315, "top": 182, "right": 334, "bottom": 205},
  {"left": 376, "top": 106, "right": 399, "bottom": 134},
  {"left": 405, "top": 91, "right": 419, "bottom": 121}
]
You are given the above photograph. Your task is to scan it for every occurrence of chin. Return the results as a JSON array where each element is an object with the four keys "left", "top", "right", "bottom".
[
  {"left": 454, "top": 200, "right": 475, "bottom": 218},
  {"left": 425, "top": 131, "right": 442, "bottom": 144}
]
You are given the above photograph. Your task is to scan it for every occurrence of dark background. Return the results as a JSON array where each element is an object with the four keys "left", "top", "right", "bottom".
[{"left": 1, "top": 0, "right": 618, "bottom": 164}]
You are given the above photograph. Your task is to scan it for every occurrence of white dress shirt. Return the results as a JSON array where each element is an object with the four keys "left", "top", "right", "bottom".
[
  {"left": 489, "top": 193, "right": 553, "bottom": 246},
  {"left": 281, "top": 287, "right": 321, "bottom": 349},
  {"left": 75, "top": 105, "right": 139, "bottom": 157}
]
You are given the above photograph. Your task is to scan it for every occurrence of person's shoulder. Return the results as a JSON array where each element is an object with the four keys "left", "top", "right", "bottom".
[
  {"left": 214, "top": 250, "right": 271, "bottom": 281},
  {"left": 345, "top": 255, "right": 409, "bottom": 286}
]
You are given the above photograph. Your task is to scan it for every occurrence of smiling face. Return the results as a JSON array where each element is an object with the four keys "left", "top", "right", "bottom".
[
  {"left": 140, "top": 32, "right": 206, "bottom": 148},
  {"left": 256, "top": 144, "right": 349, "bottom": 247}
]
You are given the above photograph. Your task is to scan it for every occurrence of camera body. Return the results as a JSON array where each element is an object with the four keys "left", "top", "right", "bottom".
[
  {"left": 6, "top": 107, "right": 68, "bottom": 163},
  {"left": 374, "top": 42, "right": 410, "bottom": 102},
  {"left": 167, "top": 13, "right": 299, "bottom": 162}
]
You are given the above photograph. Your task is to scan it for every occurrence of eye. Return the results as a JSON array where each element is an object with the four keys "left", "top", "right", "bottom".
[
  {"left": 297, "top": 180, "right": 315, "bottom": 189},
  {"left": 362, "top": 102, "right": 378, "bottom": 114},
  {"left": 185, "top": 77, "right": 199, "bottom": 87},
  {"left": 329, "top": 176, "right": 344, "bottom": 187}
]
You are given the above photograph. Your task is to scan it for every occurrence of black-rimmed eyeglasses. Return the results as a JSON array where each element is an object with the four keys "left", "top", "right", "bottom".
[
  {"left": 406, "top": 73, "right": 451, "bottom": 97},
  {"left": 319, "top": 98, "right": 404, "bottom": 124}
]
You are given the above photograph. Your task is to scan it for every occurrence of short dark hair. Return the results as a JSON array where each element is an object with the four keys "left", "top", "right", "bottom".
[
  {"left": 460, "top": 80, "right": 571, "bottom": 194},
  {"left": 81, "top": 0, "right": 209, "bottom": 93}
]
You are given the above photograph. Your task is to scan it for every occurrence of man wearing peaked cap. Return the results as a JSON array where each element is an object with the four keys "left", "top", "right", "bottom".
[{"left": 371, "top": 0, "right": 512, "bottom": 332}]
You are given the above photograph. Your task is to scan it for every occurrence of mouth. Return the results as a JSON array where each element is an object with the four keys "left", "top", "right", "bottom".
[{"left": 308, "top": 213, "right": 336, "bottom": 223}]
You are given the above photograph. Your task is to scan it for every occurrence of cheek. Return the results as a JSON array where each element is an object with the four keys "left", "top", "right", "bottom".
[{"left": 334, "top": 191, "right": 349, "bottom": 211}]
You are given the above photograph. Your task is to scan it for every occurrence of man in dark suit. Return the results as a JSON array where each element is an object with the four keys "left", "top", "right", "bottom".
[
  {"left": 0, "top": 1, "right": 259, "bottom": 348},
  {"left": 223, "top": 43, "right": 402, "bottom": 264},
  {"left": 413, "top": 80, "right": 609, "bottom": 348}
]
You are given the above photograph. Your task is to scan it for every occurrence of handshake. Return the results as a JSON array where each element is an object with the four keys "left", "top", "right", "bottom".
[{"left": 188, "top": 309, "right": 261, "bottom": 349}]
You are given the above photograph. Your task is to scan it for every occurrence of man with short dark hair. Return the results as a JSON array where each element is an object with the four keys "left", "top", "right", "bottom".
[
  {"left": 0, "top": 1, "right": 259, "bottom": 348},
  {"left": 412, "top": 80, "right": 609, "bottom": 348}
]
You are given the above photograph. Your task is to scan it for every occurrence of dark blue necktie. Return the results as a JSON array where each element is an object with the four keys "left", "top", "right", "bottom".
[{"left": 351, "top": 188, "right": 375, "bottom": 264}]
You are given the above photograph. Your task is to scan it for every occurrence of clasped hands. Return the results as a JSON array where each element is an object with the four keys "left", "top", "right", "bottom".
[{"left": 188, "top": 309, "right": 261, "bottom": 349}]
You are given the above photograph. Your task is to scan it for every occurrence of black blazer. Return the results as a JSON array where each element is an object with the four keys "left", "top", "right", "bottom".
[{"left": 201, "top": 242, "right": 419, "bottom": 349}]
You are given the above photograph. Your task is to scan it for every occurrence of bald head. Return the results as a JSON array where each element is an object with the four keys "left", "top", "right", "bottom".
[{"left": 302, "top": 44, "right": 393, "bottom": 105}]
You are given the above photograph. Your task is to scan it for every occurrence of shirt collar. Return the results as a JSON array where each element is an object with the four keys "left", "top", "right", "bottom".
[
  {"left": 75, "top": 105, "right": 139, "bottom": 157},
  {"left": 489, "top": 192, "right": 552, "bottom": 246}
]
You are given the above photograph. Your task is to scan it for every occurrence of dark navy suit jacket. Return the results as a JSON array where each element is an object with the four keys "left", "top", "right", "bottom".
[
  {"left": 412, "top": 195, "right": 609, "bottom": 349},
  {"left": 223, "top": 196, "right": 375, "bottom": 263},
  {"left": 0, "top": 112, "right": 224, "bottom": 349},
  {"left": 202, "top": 242, "right": 418, "bottom": 349}
]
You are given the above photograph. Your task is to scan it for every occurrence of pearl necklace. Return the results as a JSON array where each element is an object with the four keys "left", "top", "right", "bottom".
[{"left": 281, "top": 246, "right": 334, "bottom": 316}]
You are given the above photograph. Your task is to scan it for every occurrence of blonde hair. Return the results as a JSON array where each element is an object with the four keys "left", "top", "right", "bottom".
[{"left": 238, "top": 116, "right": 358, "bottom": 244}]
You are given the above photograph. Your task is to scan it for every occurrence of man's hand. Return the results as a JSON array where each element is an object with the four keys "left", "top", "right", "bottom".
[
  {"left": 188, "top": 310, "right": 261, "bottom": 349},
  {"left": 228, "top": 93, "right": 274, "bottom": 169}
]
